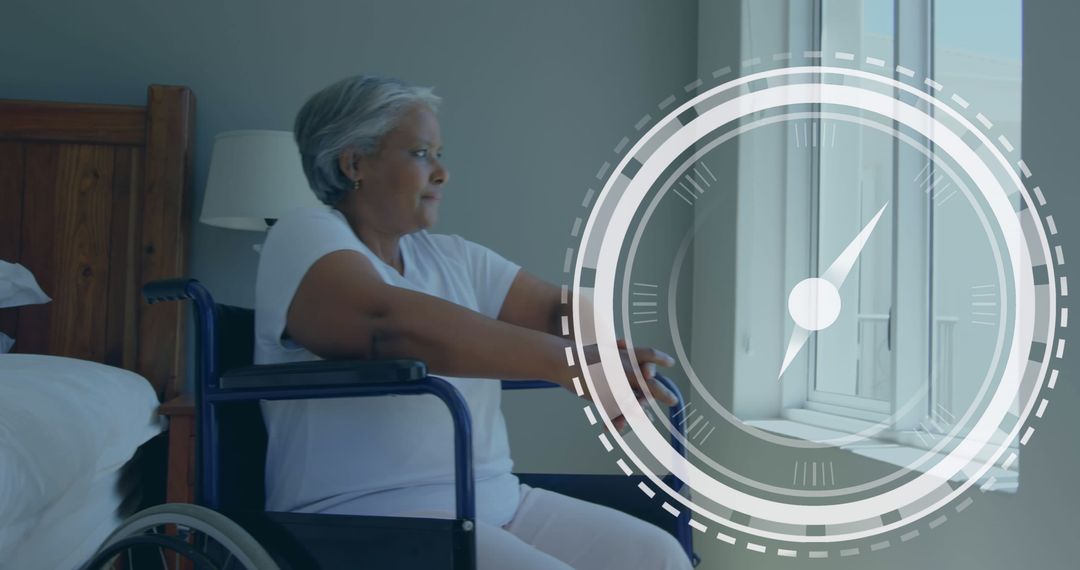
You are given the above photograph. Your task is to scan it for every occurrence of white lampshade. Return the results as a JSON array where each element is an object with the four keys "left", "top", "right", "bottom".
[{"left": 200, "top": 130, "right": 325, "bottom": 231}]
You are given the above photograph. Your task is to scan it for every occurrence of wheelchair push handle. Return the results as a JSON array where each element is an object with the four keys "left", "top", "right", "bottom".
[{"left": 143, "top": 277, "right": 201, "bottom": 304}]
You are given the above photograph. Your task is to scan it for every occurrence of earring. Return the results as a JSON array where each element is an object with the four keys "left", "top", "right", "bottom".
[{"left": 353, "top": 179, "right": 360, "bottom": 190}]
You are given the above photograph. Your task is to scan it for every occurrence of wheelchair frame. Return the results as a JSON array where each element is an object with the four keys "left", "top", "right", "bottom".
[{"left": 134, "top": 278, "right": 699, "bottom": 569}]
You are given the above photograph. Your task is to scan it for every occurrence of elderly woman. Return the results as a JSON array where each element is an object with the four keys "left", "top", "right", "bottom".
[{"left": 254, "top": 75, "right": 691, "bottom": 570}]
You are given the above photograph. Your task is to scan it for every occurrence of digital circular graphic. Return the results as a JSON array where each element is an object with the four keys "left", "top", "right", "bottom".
[{"left": 563, "top": 53, "right": 1066, "bottom": 558}]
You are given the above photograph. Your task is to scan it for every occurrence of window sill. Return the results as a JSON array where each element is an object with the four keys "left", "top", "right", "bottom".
[{"left": 745, "top": 415, "right": 1019, "bottom": 494}]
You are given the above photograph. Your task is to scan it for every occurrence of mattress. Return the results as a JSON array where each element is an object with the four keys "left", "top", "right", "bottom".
[{"left": 0, "top": 354, "right": 166, "bottom": 568}]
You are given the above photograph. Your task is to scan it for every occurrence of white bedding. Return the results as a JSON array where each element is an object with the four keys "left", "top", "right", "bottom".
[
  {"left": 0, "top": 354, "right": 166, "bottom": 566},
  {"left": 2, "top": 460, "right": 133, "bottom": 569}
]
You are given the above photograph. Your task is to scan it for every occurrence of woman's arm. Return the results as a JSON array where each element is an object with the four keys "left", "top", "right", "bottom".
[
  {"left": 286, "top": 250, "right": 572, "bottom": 384},
  {"left": 497, "top": 270, "right": 595, "bottom": 343},
  {"left": 496, "top": 269, "right": 678, "bottom": 417},
  {"left": 286, "top": 250, "right": 677, "bottom": 414}
]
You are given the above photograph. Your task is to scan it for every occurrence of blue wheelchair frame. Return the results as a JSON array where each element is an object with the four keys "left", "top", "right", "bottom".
[{"left": 144, "top": 278, "right": 699, "bottom": 569}]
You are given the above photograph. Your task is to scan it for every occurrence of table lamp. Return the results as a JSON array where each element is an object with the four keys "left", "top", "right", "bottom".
[{"left": 199, "top": 130, "right": 325, "bottom": 238}]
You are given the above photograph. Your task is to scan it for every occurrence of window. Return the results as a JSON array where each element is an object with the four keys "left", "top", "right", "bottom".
[{"left": 731, "top": 0, "right": 1024, "bottom": 489}]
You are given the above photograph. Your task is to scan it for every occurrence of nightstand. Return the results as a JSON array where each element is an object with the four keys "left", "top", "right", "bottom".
[{"left": 158, "top": 394, "right": 195, "bottom": 504}]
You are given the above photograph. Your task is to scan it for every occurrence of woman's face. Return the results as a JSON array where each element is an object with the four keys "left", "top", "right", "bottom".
[{"left": 345, "top": 103, "right": 448, "bottom": 233}]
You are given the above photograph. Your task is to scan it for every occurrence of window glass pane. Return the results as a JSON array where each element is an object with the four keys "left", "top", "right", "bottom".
[
  {"left": 933, "top": 0, "right": 1021, "bottom": 151},
  {"left": 815, "top": 0, "right": 895, "bottom": 401},
  {"left": 931, "top": 0, "right": 1023, "bottom": 425}
]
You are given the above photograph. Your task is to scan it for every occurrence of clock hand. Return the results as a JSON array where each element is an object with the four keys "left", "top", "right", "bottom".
[
  {"left": 821, "top": 202, "right": 889, "bottom": 287},
  {"left": 778, "top": 202, "right": 889, "bottom": 380},
  {"left": 778, "top": 325, "right": 810, "bottom": 378}
]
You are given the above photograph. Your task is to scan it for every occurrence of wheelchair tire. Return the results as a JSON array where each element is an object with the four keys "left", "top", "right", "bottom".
[{"left": 82, "top": 503, "right": 280, "bottom": 570}]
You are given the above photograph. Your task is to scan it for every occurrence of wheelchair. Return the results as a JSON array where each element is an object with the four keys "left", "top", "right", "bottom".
[{"left": 82, "top": 278, "right": 700, "bottom": 569}]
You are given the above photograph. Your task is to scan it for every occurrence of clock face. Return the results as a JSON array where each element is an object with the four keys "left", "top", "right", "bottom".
[{"left": 570, "top": 64, "right": 1062, "bottom": 554}]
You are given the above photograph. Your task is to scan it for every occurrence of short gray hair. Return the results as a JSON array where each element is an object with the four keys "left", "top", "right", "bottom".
[{"left": 294, "top": 75, "right": 441, "bottom": 206}]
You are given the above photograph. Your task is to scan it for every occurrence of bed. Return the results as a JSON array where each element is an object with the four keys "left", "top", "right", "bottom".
[{"left": 0, "top": 85, "right": 193, "bottom": 569}]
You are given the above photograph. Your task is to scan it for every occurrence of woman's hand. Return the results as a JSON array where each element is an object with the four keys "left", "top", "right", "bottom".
[{"left": 572, "top": 339, "right": 679, "bottom": 434}]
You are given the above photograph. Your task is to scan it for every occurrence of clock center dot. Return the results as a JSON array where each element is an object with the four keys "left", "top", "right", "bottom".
[{"left": 788, "top": 277, "right": 842, "bottom": 331}]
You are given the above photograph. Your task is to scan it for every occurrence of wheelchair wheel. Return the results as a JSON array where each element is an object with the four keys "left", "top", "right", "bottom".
[{"left": 81, "top": 503, "right": 280, "bottom": 570}]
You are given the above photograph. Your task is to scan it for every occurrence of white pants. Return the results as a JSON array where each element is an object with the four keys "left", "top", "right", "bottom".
[{"left": 473, "top": 484, "right": 693, "bottom": 570}]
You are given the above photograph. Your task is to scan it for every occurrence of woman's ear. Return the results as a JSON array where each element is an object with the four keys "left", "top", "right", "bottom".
[{"left": 338, "top": 148, "right": 364, "bottom": 183}]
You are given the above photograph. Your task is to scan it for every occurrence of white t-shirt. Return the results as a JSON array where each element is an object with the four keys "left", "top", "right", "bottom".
[{"left": 253, "top": 206, "right": 522, "bottom": 526}]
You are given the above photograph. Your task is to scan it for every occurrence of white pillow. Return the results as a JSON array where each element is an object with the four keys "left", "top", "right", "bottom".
[
  {"left": 0, "top": 333, "right": 12, "bottom": 354},
  {"left": 0, "top": 261, "right": 50, "bottom": 309}
]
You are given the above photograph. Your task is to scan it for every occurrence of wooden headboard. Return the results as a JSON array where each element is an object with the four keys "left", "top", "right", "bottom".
[{"left": 0, "top": 85, "right": 194, "bottom": 401}]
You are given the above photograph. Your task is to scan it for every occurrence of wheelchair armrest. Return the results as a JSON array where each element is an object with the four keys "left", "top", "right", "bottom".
[
  {"left": 218, "top": 359, "right": 427, "bottom": 390},
  {"left": 501, "top": 380, "right": 561, "bottom": 390},
  {"left": 503, "top": 374, "right": 684, "bottom": 409}
]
